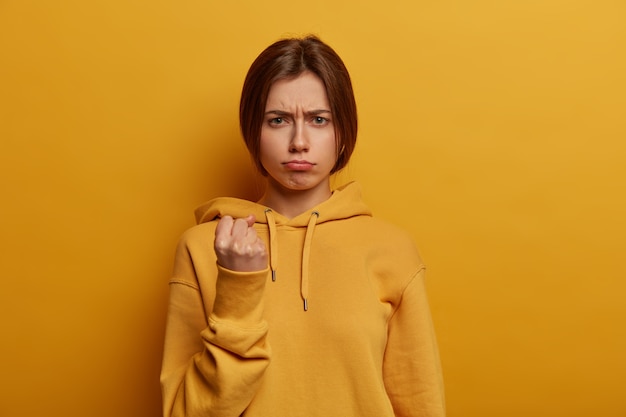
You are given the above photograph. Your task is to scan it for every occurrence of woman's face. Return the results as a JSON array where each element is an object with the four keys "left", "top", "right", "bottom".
[{"left": 260, "top": 71, "right": 337, "bottom": 196}]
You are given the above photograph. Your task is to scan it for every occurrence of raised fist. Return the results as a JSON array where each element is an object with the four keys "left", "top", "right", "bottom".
[{"left": 214, "top": 215, "right": 268, "bottom": 272}]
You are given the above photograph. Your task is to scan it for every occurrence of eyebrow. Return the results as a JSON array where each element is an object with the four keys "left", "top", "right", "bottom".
[{"left": 265, "top": 109, "right": 332, "bottom": 117}]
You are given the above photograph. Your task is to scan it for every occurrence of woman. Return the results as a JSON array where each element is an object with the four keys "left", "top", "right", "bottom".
[{"left": 161, "top": 35, "right": 445, "bottom": 417}]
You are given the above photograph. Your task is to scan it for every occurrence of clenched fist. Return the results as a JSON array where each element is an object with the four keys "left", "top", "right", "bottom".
[{"left": 214, "top": 215, "right": 268, "bottom": 272}]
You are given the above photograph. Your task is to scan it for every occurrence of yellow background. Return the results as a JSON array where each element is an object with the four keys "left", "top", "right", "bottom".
[{"left": 1, "top": 1, "right": 624, "bottom": 416}]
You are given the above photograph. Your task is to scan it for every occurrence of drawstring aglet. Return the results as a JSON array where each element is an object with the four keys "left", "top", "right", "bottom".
[
  {"left": 303, "top": 299, "right": 308, "bottom": 312},
  {"left": 271, "top": 269, "right": 276, "bottom": 282}
]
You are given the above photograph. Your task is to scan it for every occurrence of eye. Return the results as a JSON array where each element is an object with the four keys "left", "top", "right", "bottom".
[
  {"left": 269, "top": 117, "right": 284, "bottom": 125},
  {"left": 312, "top": 116, "right": 329, "bottom": 125}
]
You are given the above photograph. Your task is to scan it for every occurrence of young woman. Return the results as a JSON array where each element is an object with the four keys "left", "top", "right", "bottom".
[{"left": 160, "top": 36, "right": 446, "bottom": 417}]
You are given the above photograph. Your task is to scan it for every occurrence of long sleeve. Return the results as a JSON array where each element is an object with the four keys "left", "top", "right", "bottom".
[
  {"left": 383, "top": 268, "right": 446, "bottom": 417},
  {"left": 160, "top": 233, "right": 271, "bottom": 417}
]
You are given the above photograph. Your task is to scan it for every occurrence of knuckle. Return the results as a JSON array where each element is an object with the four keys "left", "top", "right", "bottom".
[{"left": 214, "top": 238, "right": 230, "bottom": 251}]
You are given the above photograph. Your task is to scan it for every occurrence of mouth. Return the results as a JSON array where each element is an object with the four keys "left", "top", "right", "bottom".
[{"left": 283, "top": 160, "right": 315, "bottom": 171}]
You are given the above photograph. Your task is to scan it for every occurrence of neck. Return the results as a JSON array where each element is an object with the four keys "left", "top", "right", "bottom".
[{"left": 259, "top": 179, "right": 332, "bottom": 219}]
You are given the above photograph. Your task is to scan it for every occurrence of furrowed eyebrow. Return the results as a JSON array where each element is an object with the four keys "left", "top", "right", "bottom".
[
  {"left": 265, "top": 109, "right": 331, "bottom": 117},
  {"left": 264, "top": 110, "right": 291, "bottom": 117},
  {"left": 306, "top": 109, "right": 332, "bottom": 116}
]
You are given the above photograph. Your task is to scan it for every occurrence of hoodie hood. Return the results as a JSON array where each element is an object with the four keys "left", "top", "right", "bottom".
[
  {"left": 194, "top": 181, "right": 371, "bottom": 226},
  {"left": 194, "top": 182, "right": 372, "bottom": 311}
]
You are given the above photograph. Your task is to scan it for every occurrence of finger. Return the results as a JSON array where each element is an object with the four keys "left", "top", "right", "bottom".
[
  {"left": 215, "top": 216, "right": 234, "bottom": 238},
  {"left": 237, "top": 234, "right": 266, "bottom": 257},
  {"left": 242, "top": 226, "right": 261, "bottom": 246},
  {"left": 245, "top": 214, "right": 256, "bottom": 227},
  {"left": 231, "top": 217, "right": 252, "bottom": 238}
]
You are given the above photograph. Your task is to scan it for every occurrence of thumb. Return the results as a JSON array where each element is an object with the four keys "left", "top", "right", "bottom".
[{"left": 245, "top": 214, "right": 256, "bottom": 227}]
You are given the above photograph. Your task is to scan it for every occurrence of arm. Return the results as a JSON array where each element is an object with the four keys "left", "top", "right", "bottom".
[
  {"left": 383, "top": 268, "right": 446, "bottom": 417},
  {"left": 160, "top": 218, "right": 271, "bottom": 417}
]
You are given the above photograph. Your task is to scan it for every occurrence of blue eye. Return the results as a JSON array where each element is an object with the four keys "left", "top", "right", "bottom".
[
  {"left": 270, "top": 117, "right": 283, "bottom": 125},
  {"left": 313, "top": 116, "right": 328, "bottom": 125}
]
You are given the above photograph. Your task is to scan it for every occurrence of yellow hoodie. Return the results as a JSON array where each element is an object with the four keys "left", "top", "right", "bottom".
[{"left": 160, "top": 182, "right": 445, "bottom": 417}]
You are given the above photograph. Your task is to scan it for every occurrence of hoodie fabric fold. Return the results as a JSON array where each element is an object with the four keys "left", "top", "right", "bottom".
[{"left": 161, "top": 181, "right": 446, "bottom": 417}]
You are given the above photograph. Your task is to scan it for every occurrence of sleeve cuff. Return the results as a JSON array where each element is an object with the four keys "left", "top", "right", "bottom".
[{"left": 210, "top": 263, "right": 270, "bottom": 326}]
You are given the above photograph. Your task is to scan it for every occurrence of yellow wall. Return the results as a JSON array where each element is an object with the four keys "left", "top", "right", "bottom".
[{"left": 1, "top": 1, "right": 624, "bottom": 416}]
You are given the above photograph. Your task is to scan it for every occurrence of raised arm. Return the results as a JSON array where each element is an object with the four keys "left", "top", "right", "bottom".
[{"left": 161, "top": 216, "right": 270, "bottom": 417}]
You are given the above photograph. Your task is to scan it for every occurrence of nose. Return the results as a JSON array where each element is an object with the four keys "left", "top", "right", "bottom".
[{"left": 289, "top": 122, "right": 309, "bottom": 153}]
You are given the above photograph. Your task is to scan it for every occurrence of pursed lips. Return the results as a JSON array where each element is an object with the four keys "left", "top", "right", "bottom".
[{"left": 283, "top": 160, "right": 315, "bottom": 171}]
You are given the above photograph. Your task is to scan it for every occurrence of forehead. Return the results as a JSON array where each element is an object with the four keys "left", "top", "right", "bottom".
[{"left": 265, "top": 71, "right": 330, "bottom": 109}]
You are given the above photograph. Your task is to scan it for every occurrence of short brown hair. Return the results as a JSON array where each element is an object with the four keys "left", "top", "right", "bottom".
[{"left": 239, "top": 35, "right": 358, "bottom": 174}]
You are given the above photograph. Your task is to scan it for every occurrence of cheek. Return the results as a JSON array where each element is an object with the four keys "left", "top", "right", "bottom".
[
  {"left": 324, "top": 132, "right": 339, "bottom": 159},
  {"left": 258, "top": 136, "right": 272, "bottom": 160},
  {"left": 256, "top": 129, "right": 273, "bottom": 174},
  {"left": 258, "top": 136, "right": 278, "bottom": 173}
]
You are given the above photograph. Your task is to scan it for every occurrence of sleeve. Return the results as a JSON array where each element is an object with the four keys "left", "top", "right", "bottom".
[
  {"left": 160, "top": 236, "right": 271, "bottom": 417},
  {"left": 383, "top": 267, "right": 446, "bottom": 417}
]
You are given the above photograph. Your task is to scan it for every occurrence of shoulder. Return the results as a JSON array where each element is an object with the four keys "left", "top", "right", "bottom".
[
  {"left": 331, "top": 215, "right": 425, "bottom": 287},
  {"left": 343, "top": 216, "right": 426, "bottom": 303},
  {"left": 361, "top": 216, "right": 415, "bottom": 240},
  {"left": 177, "top": 221, "right": 218, "bottom": 249},
  {"left": 169, "top": 221, "right": 222, "bottom": 292},
  {"left": 353, "top": 216, "right": 424, "bottom": 264},
  {"left": 173, "top": 222, "right": 219, "bottom": 273}
]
